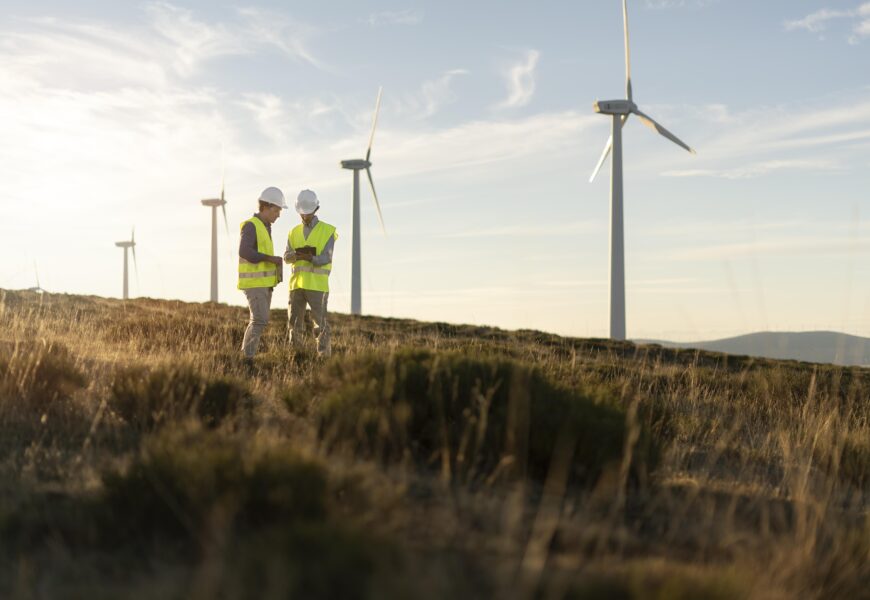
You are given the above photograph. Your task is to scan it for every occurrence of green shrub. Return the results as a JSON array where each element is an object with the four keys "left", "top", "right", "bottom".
[
  {"left": 100, "top": 424, "right": 328, "bottom": 544},
  {"left": 4, "top": 424, "right": 394, "bottom": 599},
  {"left": 109, "top": 363, "right": 248, "bottom": 430},
  {"left": 563, "top": 565, "right": 746, "bottom": 600},
  {"left": 300, "top": 348, "right": 658, "bottom": 486},
  {"left": 224, "top": 524, "right": 390, "bottom": 600},
  {"left": 837, "top": 434, "right": 870, "bottom": 489},
  {"left": 0, "top": 340, "right": 88, "bottom": 441}
]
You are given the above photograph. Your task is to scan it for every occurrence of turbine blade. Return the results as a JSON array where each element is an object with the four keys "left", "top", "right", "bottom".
[
  {"left": 221, "top": 202, "right": 230, "bottom": 237},
  {"left": 589, "top": 114, "right": 629, "bottom": 183},
  {"left": 623, "top": 0, "right": 632, "bottom": 101},
  {"left": 633, "top": 109, "right": 695, "bottom": 154},
  {"left": 366, "top": 167, "right": 386, "bottom": 236},
  {"left": 589, "top": 137, "right": 612, "bottom": 183},
  {"left": 365, "top": 86, "right": 383, "bottom": 162},
  {"left": 131, "top": 227, "right": 135, "bottom": 244},
  {"left": 220, "top": 141, "right": 225, "bottom": 202},
  {"left": 34, "top": 260, "right": 40, "bottom": 289},
  {"left": 132, "top": 245, "right": 139, "bottom": 289}
]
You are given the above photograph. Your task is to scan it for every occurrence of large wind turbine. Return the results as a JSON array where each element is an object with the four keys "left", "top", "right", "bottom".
[
  {"left": 201, "top": 175, "right": 230, "bottom": 303},
  {"left": 590, "top": 0, "right": 695, "bottom": 341},
  {"left": 340, "top": 87, "right": 387, "bottom": 316},
  {"left": 115, "top": 229, "right": 138, "bottom": 300}
]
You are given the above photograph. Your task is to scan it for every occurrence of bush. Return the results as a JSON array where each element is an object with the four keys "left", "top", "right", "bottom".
[
  {"left": 224, "top": 523, "right": 390, "bottom": 600},
  {"left": 100, "top": 424, "right": 328, "bottom": 544},
  {"left": 0, "top": 340, "right": 88, "bottom": 441},
  {"left": 109, "top": 363, "right": 249, "bottom": 430},
  {"left": 836, "top": 434, "right": 870, "bottom": 489},
  {"left": 298, "top": 348, "right": 658, "bottom": 487},
  {"left": 3, "top": 424, "right": 393, "bottom": 599},
  {"left": 562, "top": 563, "right": 746, "bottom": 600}
]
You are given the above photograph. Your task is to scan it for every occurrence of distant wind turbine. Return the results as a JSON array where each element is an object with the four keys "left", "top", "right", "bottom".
[
  {"left": 201, "top": 172, "right": 230, "bottom": 303},
  {"left": 589, "top": 0, "right": 695, "bottom": 341},
  {"left": 341, "top": 87, "right": 387, "bottom": 316},
  {"left": 115, "top": 228, "right": 138, "bottom": 300},
  {"left": 26, "top": 261, "right": 46, "bottom": 294}
]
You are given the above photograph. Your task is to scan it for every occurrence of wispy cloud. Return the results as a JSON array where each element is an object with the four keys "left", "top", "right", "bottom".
[
  {"left": 367, "top": 9, "right": 424, "bottom": 27},
  {"left": 663, "top": 237, "right": 870, "bottom": 261},
  {"left": 394, "top": 69, "right": 469, "bottom": 119},
  {"left": 375, "top": 110, "right": 598, "bottom": 180},
  {"left": 785, "top": 2, "right": 870, "bottom": 43},
  {"left": 785, "top": 8, "right": 853, "bottom": 33},
  {"left": 639, "top": 95, "right": 870, "bottom": 179},
  {"left": 438, "top": 220, "right": 599, "bottom": 239},
  {"left": 145, "top": 2, "right": 247, "bottom": 75},
  {"left": 643, "top": 0, "right": 718, "bottom": 9},
  {"left": 662, "top": 158, "right": 841, "bottom": 179},
  {"left": 495, "top": 49, "right": 540, "bottom": 109},
  {"left": 420, "top": 69, "right": 468, "bottom": 117},
  {"left": 236, "top": 7, "right": 326, "bottom": 69},
  {"left": 10, "top": 2, "right": 327, "bottom": 84}
]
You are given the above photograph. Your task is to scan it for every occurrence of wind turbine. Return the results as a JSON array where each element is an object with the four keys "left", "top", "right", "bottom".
[
  {"left": 115, "top": 229, "right": 138, "bottom": 300},
  {"left": 589, "top": 0, "right": 695, "bottom": 341},
  {"left": 340, "top": 87, "right": 387, "bottom": 316},
  {"left": 201, "top": 173, "right": 230, "bottom": 303},
  {"left": 27, "top": 261, "right": 46, "bottom": 294}
]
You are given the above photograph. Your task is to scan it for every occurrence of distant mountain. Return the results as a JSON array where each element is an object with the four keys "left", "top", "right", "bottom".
[{"left": 644, "top": 331, "right": 870, "bottom": 367}]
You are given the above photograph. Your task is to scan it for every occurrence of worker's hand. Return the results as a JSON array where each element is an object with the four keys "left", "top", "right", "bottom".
[
  {"left": 269, "top": 256, "right": 283, "bottom": 266},
  {"left": 296, "top": 253, "right": 314, "bottom": 262}
]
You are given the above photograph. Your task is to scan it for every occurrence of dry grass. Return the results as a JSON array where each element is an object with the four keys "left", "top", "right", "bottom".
[{"left": 0, "top": 289, "right": 867, "bottom": 599}]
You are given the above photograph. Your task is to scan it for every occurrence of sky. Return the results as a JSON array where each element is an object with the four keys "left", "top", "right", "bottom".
[{"left": 1, "top": 0, "right": 869, "bottom": 341}]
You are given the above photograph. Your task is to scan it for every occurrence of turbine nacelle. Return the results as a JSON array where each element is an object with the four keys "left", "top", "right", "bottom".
[
  {"left": 594, "top": 99, "right": 636, "bottom": 115},
  {"left": 115, "top": 241, "right": 135, "bottom": 248},
  {"left": 201, "top": 198, "right": 227, "bottom": 207},
  {"left": 340, "top": 159, "right": 372, "bottom": 170}
]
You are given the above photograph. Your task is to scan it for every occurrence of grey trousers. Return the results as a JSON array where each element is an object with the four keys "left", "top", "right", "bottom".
[
  {"left": 288, "top": 289, "right": 330, "bottom": 356},
  {"left": 241, "top": 287, "right": 273, "bottom": 358}
]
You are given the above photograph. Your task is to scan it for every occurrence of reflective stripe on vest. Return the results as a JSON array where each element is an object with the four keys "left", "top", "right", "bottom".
[
  {"left": 289, "top": 221, "right": 337, "bottom": 292},
  {"left": 292, "top": 265, "right": 332, "bottom": 276},
  {"left": 238, "top": 217, "right": 278, "bottom": 290}
]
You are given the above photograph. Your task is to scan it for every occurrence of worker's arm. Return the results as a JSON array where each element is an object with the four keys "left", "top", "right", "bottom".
[
  {"left": 310, "top": 235, "right": 336, "bottom": 266},
  {"left": 240, "top": 222, "right": 281, "bottom": 266}
]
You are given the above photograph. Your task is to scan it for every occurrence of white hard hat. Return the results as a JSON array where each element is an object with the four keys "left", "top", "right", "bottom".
[
  {"left": 258, "top": 186, "right": 287, "bottom": 209},
  {"left": 296, "top": 189, "right": 320, "bottom": 215}
]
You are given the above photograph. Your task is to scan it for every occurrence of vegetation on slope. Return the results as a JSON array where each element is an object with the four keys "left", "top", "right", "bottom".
[{"left": 0, "top": 289, "right": 867, "bottom": 599}]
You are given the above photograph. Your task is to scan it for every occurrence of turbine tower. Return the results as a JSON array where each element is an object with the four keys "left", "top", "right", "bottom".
[
  {"left": 115, "top": 229, "right": 138, "bottom": 300},
  {"left": 340, "top": 87, "right": 387, "bottom": 316},
  {"left": 589, "top": 0, "right": 695, "bottom": 341},
  {"left": 201, "top": 176, "right": 229, "bottom": 303}
]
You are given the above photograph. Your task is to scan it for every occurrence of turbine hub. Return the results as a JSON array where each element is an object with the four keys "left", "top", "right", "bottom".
[
  {"left": 340, "top": 159, "right": 371, "bottom": 170},
  {"left": 593, "top": 99, "right": 635, "bottom": 115}
]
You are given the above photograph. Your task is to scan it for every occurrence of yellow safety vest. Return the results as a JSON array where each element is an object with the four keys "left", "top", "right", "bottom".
[
  {"left": 289, "top": 221, "right": 337, "bottom": 292},
  {"left": 238, "top": 216, "right": 278, "bottom": 289}
]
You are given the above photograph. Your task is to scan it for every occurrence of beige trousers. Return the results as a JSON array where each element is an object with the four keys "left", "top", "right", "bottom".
[
  {"left": 241, "top": 287, "right": 273, "bottom": 358},
  {"left": 288, "top": 289, "right": 330, "bottom": 356}
]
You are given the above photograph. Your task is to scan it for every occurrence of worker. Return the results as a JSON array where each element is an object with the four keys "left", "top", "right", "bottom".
[
  {"left": 284, "top": 189, "right": 338, "bottom": 357},
  {"left": 238, "top": 186, "right": 287, "bottom": 367}
]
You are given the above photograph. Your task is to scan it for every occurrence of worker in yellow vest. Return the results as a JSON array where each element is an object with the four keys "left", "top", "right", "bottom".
[
  {"left": 284, "top": 189, "right": 338, "bottom": 357},
  {"left": 238, "top": 187, "right": 287, "bottom": 366}
]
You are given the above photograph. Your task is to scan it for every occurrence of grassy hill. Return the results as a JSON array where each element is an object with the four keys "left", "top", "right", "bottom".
[{"left": 0, "top": 289, "right": 868, "bottom": 599}]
